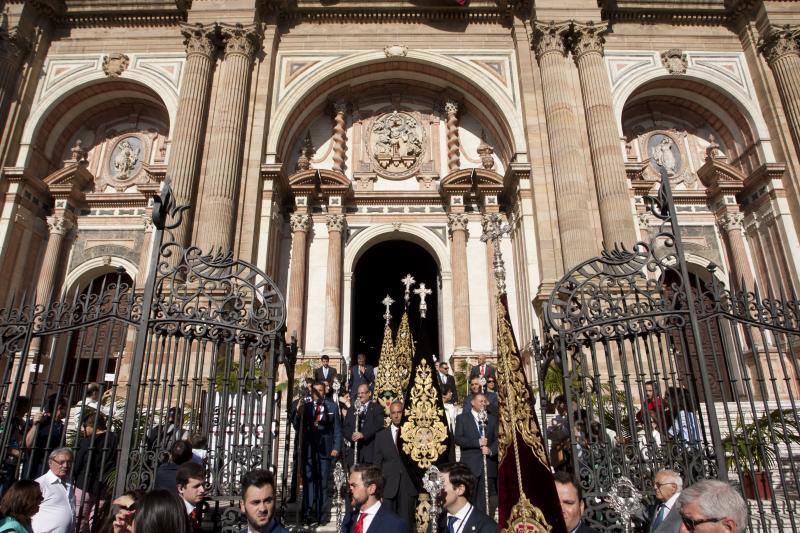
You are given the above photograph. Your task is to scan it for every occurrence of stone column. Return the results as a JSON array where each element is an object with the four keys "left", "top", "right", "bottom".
[
  {"left": 761, "top": 26, "right": 800, "bottom": 158},
  {"left": 445, "top": 99, "right": 460, "bottom": 172},
  {"left": 287, "top": 213, "right": 311, "bottom": 350},
  {"left": 448, "top": 212, "right": 471, "bottom": 352},
  {"left": 169, "top": 23, "right": 218, "bottom": 249},
  {"left": 36, "top": 216, "right": 74, "bottom": 305},
  {"left": 323, "top": 214, "right": 345, "bottom": 354},
  {"left": 533, "top": 21, "right": 596, "bottom": 268},
  {"left": 571, "top": 22, "right": 637, "bottom": 248},
  {"left": 331, "top": 102, "right": 347, "bottom": 174},
  {"left": 196, "top": 23, "right": 260, "bottom": 252},
  {"left": 0, "top": 27, "right": 29, "bottom": 130},
  {"left": 718, "top": 212, "right": 756, "bottom": 291}
]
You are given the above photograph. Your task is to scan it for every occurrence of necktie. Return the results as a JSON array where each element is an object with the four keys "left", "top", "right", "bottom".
[
  {"left": 448, "top": 515, "right": 458, "bottom": 533},
  {"left": 480, "top": 365, "right": 485, "bottom": 377},
  {"left": 652, "top": 504, "right": 665, "bottom": 530},
  {"left": 354, "top": 512, "right": 367, "bottom": 533},
  {"left": 189, "top": 508, "right": 200, "bottom": 533},
  {"left": 315, "top": 403, "right": 323, "bottom": 423}
]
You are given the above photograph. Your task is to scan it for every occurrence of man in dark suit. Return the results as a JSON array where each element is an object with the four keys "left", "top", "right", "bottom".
[
  {"left": 348, "top": 353, "right": 375, "bottom": 398},
  {"left": 340, "top": 463, "right": 407, "bottom": 533},
  {"left": 454, "top": 393, "right": 498, "bottom": 516},
  {"left": 295, "top": 381, "right": 341, "bottom": 525},
  {"left": 554, "top": 472, "right": 599, "bottom": 533},
  {"left": 437, "top": 462, "right": 496, "bottom": 533},
  {"left": 645, "top": 469, "right": 682, "bottom": 533},
  {"left": 238, "top": 468, "right": 289, "bottom": 533},
  {"left": 154, "top": 439, "right": 193, "bottom": 490},
  {"left": 373, "top": 401, "right": 417, "bottom": 526},
  {"left": 468, "top": 354, "right": 496, "bottom": 388},
  {"left": 314, "top": 355, "right": 339, "bottom": 391},
  {"left": 436, "top": 361, "right": 458, "bottom": 403},
  {"left": 462, "top": 377, "right": 498, "bottom": 415},
  {"left": 343, "top": 383, "right": 384, "bottom": 466}
]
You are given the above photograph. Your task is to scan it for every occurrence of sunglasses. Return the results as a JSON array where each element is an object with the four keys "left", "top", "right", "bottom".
[{"left": 679, "top": 512, "right": 723, "bottom": 531}]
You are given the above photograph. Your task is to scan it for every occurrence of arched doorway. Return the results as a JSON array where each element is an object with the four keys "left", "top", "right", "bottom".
[{"left": 351, "top": 240, "right": 440, "bottom": 366}]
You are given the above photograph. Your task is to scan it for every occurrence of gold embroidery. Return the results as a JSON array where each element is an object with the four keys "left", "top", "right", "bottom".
[
  {"left": 393, "top": 311, "right": 414, "bottom": 391},
  {"left": 496, "top": 299, "right": 549, "bottom": 466},
  {"left": 400, "top": 358, "right": 448, "bottom": 469},
  {"left": 502, "top": 495, "right": 553, "bottom": 533}
]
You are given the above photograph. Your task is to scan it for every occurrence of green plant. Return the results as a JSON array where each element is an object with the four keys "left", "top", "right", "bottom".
[
  {"left": 723, "top": 408, "right": 800, "bottom": 473},
  {"left": 455, "top": 359, "right": 470, "bottom": 400},
  {"left": 214, "top": 357, "right": 267, "bottom": 393}
]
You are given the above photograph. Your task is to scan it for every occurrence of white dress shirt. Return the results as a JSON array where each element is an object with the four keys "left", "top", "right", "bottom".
[
  {"left": 359, "top": 500, "right": 381, "bottom": 532},
  {"left": 446, "top": 502, "right": 473, "bottom": 533},
  {"left": 32, "top": 470, "right": 75, "bottom": 533},
  {"left": 656, "top": 491, "right": 680, "bottom": 524},
  {"left": 390, "top": 424, "right": 399, "bottom": 448}
]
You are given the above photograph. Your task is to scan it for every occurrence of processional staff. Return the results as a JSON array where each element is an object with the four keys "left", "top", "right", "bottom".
[
  {"left": 401, "top": 273, "right": 416, "bottom": 307},
  {"left": 477, "top": 409, "right": 490, "bottom": 513},
  {"left": 413, "top": 283, "right": 432, "bottom": 318},
  {"left": 382, "top": 294, "right": 394, "bottom": 325}
]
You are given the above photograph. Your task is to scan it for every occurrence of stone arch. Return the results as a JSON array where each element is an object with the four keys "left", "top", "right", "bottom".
[
  {"left": 62, "top": 256, "right": 140, "bottom": 298},
  {"left": 343, "top": 223, "right": 450, "bottom": 275},
  {"left": 614, "top": 71, "right": 773, "bottom": 165},
  {"left": 266, "top": 51, "right": 526, "bottom": 167},
  {"left": 341, "top": 223, "right": 454, "bottom": 362},
  {"left": 17, "top": 74, "right": 176, "bottom": 170}
]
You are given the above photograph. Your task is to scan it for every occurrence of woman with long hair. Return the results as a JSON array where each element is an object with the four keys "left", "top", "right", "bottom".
[
  {"left": 0, "top": 480, "right": 43, "bottom": 533},
  {"left": 132, "top": 489, "right": 191, "bottom": 533}
]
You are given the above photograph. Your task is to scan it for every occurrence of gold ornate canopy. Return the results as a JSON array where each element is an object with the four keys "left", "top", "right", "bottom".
[
  {"left": 374, "top": 321, "right": 398, "bottom": 423},
  {"left": 399, "top": 358, "right": 448, "bottom": 469},
  {"left": 393, "top": 311, "right": 415, "bottom": 390}
]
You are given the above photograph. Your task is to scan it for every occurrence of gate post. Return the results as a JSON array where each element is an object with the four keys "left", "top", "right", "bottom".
[
  {"left": 659, "top": 169, "right": 728, "bottom": 480},
  {"left": 114, "top": 182, "right": 180, "bottom": 496}
]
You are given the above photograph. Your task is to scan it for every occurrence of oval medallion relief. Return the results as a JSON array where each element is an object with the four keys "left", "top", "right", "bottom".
[
  {"left": 368, "top": 111, "right": 426, "bottom": 180},
  {"left": 108, "top": 136, "right": 144, "bottom": 180}
]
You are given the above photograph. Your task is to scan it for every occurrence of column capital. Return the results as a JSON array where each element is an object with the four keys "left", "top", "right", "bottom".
[
  {"left": 142, "top": 214, "right": 155, "bottom": 233},
  {"left": 220, "top": 23, "right": 260, "bottom": 60},
  {"left": 0, "top": 27, "right": 31, "bottom": 64},
  {"left": 444, "top": 99, "right": 459, "bottom": 116},
  {"left": 46, "top": 215, "right": 75, "bottom": 236},
  {"left": 180, "top": 22, "right": 220, "bottom": 59},
  {"left": 637, "top": 212, "right": 651, "bottom": 229},
  {"left": 331, "top": 101, "right": 348, "bottom": 116},
  {"left": 569, "top": 21, "right": 608, "bottom": 60},
  {"left": 532, "top": 21, "right": 571, "bottom": 60},
  {"left": 326, "top": 214, "right": 346, "bottom": 232},
  {"left": 289, "top": 212, "right": 311, "bottom": 232},
  {"left": 447, "top": 213, "right": 469, "bottom": 233},
  {"left": 760, "top": 25, "right": 800, "bottom": 65},
  {"left": 719, "top": 212, "right": 744, "bottom": 232}
]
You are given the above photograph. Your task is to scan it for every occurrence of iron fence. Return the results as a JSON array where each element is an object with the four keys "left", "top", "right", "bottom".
[
  {"left": 536, "top": 169, "right": 800, "bottom": 532},
  {"left": 0, "top": 181, "right": 290, "bottom": 532}
]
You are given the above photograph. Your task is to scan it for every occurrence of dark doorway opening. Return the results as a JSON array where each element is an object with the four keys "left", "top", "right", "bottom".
[{"left": 351, "top": 240, "right": 440, "bottom": 367}]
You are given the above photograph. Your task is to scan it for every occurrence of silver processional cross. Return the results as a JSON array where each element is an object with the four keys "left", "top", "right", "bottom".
[
  {"left": 413, "top": 282, "right": 432, "bottom": 318},
  {"left": 480, "top": 213, "right": 512, "bottom": 294},
  {"left": 401, "top": 273, "right": 416, "bottom": 306},
  {"left": 381, "top": 294, "right": 394, "bottom": 325}
]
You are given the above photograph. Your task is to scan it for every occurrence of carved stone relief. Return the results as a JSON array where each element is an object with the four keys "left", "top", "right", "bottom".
[
  {"left": 367, "top": 110, "right": 426, "bottom": 180},
  {"left": 102, "top": 53, "right": 130, "bottom": 77}
]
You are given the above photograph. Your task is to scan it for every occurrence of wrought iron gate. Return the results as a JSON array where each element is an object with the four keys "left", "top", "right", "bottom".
[
  {"left": 536, "top": 170, "right": 800, "bottom": 532},
  {"left": 0, "top": 181, "right": 290, "bottom": 531}
]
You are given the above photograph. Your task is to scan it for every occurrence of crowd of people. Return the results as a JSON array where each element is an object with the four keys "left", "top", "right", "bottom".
[{"left": 288, "top": 353, "right": 500, "bottom": 528}]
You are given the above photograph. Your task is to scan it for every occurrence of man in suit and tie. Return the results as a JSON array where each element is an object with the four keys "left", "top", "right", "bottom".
[
  {"left": 454, "top": 393, "right": 498, "bottom": 516},
  {"left": 176, "top": 462, "right": 207, "bottom": 533},
  {"left": 373, "top": 401, "right": 417, "bottom": 525},
  {"left": 554, "top": 472, "right": 599, "bottom": 533},
  {"left": 340, "top": 463, "right": 407, "bottom": 533},
  {"left": 647, "top": 470, "right": 682, "bottom": 533},
  {"left": 343, "top": 384, "right": 384, "bottom": 466},
  {"left": 437, "top": 462, "right": 496, "bottom": 533},
  {"left": 238, "top": 468, "right": 289, "bottom": 533},
  {"left": 295, "top": 381, "right": 341, "bottom": 525},
  {"left": 349, "top": 353, "right": 375, "bottom": 398},
  {"left": 462, "top": 377, "right": 498, "bottom": 415},
  {"left": 314, "top": 355, "right": 339, "bottom": 391},
  {"left": 437, "top": 361, "right": 458, "bottom": 402},
  {"left": 468, "top": 354, "right": 496, "bottom": 389}
]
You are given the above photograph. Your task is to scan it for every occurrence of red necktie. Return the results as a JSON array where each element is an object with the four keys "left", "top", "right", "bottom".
[
  {"left": 354, "top": 512, "right": 367, "bottom": 533},
  {"left": 189, "top": 509, "right": 200, "bottom": 533},
  {"left": 480, "top": 365, "right": 485, "bottom": 377},
  {"left": 315, "top": 403, "right": 323, "bottom": 423}
]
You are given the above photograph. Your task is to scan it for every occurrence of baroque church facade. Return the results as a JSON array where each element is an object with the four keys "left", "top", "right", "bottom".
[{"left": 2, "top": 0, "right": 800, "bottom": 377}]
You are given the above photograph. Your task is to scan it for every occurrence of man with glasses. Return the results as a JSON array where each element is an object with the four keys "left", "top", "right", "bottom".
[
  {"left": 437, "top": 361, "right": 458, "bottom": 402},
  {"left": 32, "top": 447, "right": 75, "bottom": 533},
  {"left": 647, "top": 470, "right": 683, "bottom": 532},
  {"left": 677, "top": 480, "right": 746, "bottom": 533}
]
